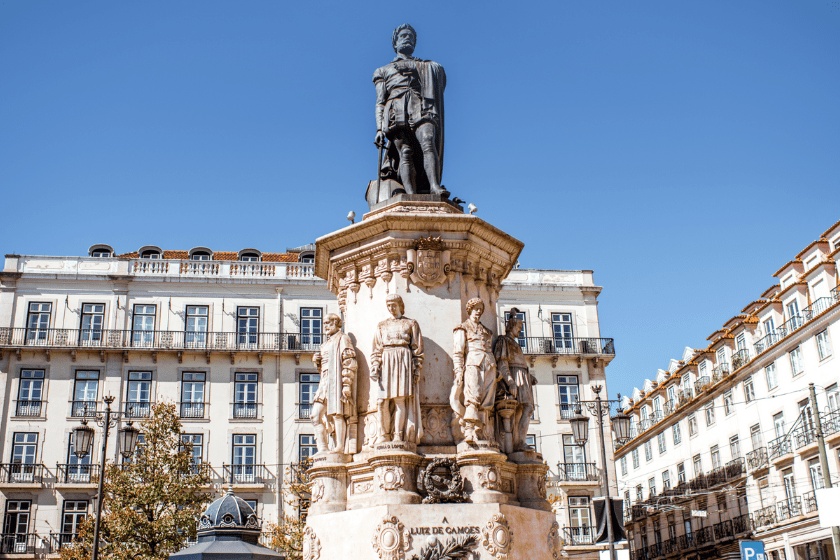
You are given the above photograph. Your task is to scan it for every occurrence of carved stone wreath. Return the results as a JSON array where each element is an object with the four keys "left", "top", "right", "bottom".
[
  {"left": 547, "top": 521, "right": 560, "bottom": 560},
  {"left": 378, "top": 466, "right": 405, "bottom": 491},
  {"left": 303, "top": 526, "right": 321, "bottom": 560},
  {"left": 416, "top": 458, "right": 465, "bottom": 504},
  {"left": 310, "top": 479, "right": 325, "bottom": 503},
  {"left": 372, "top": 515, "right": 412, "bottom": 560},
  {"left": 481, "top": 514, "right": 513, "bottom": 559},
  {"left": 478, "top": 466, "right": 500, "bottom": 490}
]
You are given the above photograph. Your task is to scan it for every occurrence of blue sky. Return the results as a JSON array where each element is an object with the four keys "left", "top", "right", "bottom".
[{"left": 1, "top": 1, "right": 838, "bottom": 400}]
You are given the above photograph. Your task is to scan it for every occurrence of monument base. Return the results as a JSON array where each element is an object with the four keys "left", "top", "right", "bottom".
[{"left": 305, "top": 503, "right": 560, "bottom": 560}]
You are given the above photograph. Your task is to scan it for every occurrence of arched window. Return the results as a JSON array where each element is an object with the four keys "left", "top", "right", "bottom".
[
  {"left": 299, "top": 252, "right": 315, "bottom": 264},
  {"left": 139, "top": 246, "right": 162, "bottom": 259},
  {"left": 189, "top": 247, "right": 213, "bottom": 261},
  {"left": 238, "top": 249, "right": 262, "bottom": 262},
  {"left": 88, "top": 244, "right": 114, "bottom": 258}
]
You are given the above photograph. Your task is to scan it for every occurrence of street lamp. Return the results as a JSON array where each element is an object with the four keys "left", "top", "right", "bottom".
[
  {"left": 570, "top": 385, "right": 631, "bottom": 560},
  {"left": 72, "top": 395, "right": 141, "bottom": 560}
]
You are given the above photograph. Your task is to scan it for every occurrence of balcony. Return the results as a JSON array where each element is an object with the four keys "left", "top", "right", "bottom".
[
  {"left": 188, "top": 462, "right": 212, "bottom": 478},
  {"left": 232, "top": 402, "right": 261, "bottom": 420},
  {"left": 298, "top": 403, "right": 313, "bottom": 420},
  {"left": 48, "top": 532, "right": 79, "bottom": 552},
  {"left": 662, "top": 537, "right": 678, "bottom": 556},
  {"left": 0, "top": 463, "right": 45, "bottom": 484},
  {"left": 803, "top": 297, "right": 834, "bottom": 320},
  {"left": 803, "top": 490, "right": 818, "bottom": 514},
  {"left": 777, "top": 497, "right": 802, "bottom": 521},
  {"left": 732, "top": 513, "right": 751, "bottom": 534},
  {"left": 768, "top": 436, "right": 792, "bottom": 460},
  {"left": 223, "top": 464, "right": 271, "bottom": 485},
  {"left": 732, "top": 349, "right": 751, "bottom": 370},
  {"left": 56, "top": 463, "right": 100, "bottom": 484},
  {"left": 0, "top": 328, "right": 322, "bottom": 354},
  {"left": 71, "top": 400, "right": 98, "bottom": 417},
  {"left": 631, "top": 549, "right": 648, "bottom": 560},
  {"left": 561, "top": 526, "right": 594, "bottom": 546},
  {"left": 130, "top": 259, "right": 315, "bottom": 279},
  {"left": 822, "top": 410, "right": 840, "bottom": 438},
  {"left": 777, "top": 315, "right": 806, "bottom": 338},
  {"left": 694, "top": 376, "right": 710, "bottom": 394},
  {"left": 180, "top": 402, "right": 206, "bottom": 419},
  {"left": 645, "top": 543, "right": 662, "bottom": 559},
  {"left": 124, "top": 401, "right": 152, "bottom": 418},
  {"left": 677, "top": 533, "right": 695, "bottom": 550},
  {"left": 695, "top": 526, "right": 713, "bottom": 547},
  {"left": 713, "top": 519, "right": 733, "bottom": 541},
  {"left": 746, "top": 447, "right": 768, "bottom": 471},
  {"left": 755, "top": 331, "right": 781, "bottom": 355},
  {"left": 712, "top": 363, "right": 730, "bottom": 383},
  {"left": 517, "top": 337, "right": 615, "bottom": 357},
  {"left": 557, "top": 462, "right": 599, "bottom": 482},
  {"left": 13, "top": 400, "right": 42, "bottom": 417},
  {"left": 725, "top": 457, "right": 745, "bottom": 478},
  {"left": 792, "top": 425, "right": 817, "bottom": 450},
  {"left": 0, "top": 533, "right": 40, "bottom": 554},
  {"left": 753, "top": 505, "right": 778, "bottom": 528}
]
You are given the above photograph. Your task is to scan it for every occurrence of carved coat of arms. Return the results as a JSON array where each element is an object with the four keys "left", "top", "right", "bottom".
[{"left": 407, "top": 236, "right": 450, "bottom": 288}]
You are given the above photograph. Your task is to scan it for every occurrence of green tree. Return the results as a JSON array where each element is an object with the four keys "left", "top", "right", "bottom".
[
  {"left": 264, "top": 459, "right": 311, "bottom": 560},
  {"left": 60, "top": 401, "right": 210, "bottom": 560}
]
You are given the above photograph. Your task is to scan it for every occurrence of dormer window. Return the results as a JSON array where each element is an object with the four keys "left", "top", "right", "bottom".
[
  {"left": 140, "top": 250, "right": 161, "bottom": 259},
  {"left": 88, "top": 244, "right": 114, "bottom": 258},
  {"left": 189, "top": 247, "right": 213, "bottom": 261},
  {"left": 240, "top": 253, "right": 260, "bottom": 262},
  {"left": 299, "top": 252, "right": 315, "bottom": 264}
]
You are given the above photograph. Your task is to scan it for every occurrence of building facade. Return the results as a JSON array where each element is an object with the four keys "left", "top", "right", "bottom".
[
  {"left": 616, "top": 221, "right": 840, "bottom": 560},
  {"left": 0, "top": 244, "right": 618, "bottom": 557}
]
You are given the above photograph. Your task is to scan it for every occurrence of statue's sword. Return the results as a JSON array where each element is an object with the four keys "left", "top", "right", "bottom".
[{"left": 375, "top": 138, "right": 385, "bottom": 200}]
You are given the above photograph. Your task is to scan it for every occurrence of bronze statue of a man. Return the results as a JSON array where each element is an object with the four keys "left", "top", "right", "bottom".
[
  {"left": 494, "top": 308, "right": 538, "bottom": 451},
  {"left": 370, "top": 294, "right": 424, "bottom": 444},
  {"left": 373, "top": 24, "right": 446, "bottom": 196},
  {"left": 311, "top": 313, "right": 358, "bottom": 454}
]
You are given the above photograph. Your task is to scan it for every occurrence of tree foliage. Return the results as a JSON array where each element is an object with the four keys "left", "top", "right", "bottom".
[
  {"left": 263, "top": 458, "right": 311, "bottom": 560},
  {"left": 60, "top": 401, "right": 210, "bottom": 560}
]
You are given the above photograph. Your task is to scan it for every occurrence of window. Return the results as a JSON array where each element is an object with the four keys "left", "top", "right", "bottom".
[
  {"left": 240, "top": 252, "right": 260, "bottom": 262},
  {"left": 80, "top": 304, "right": 105, "bottom": 344},
  {"left": 299, "top": 434, "right": 317, "bottom": 462},
  {"left": 181, "top": 434, "right": 204, "bottom": 473},
  {"left": 551, "top": 313, "right": 574, "bottom": 350},
  {"left": 234, "top": 373, "right": 259, "bottom": 419},
  {"left": 4, "top": 501, "right": 31, "bottom": 551},
  {"left": 140, "top": 249, "right": 161, "bottom": 259},
  {"left": 231, "top": 434, "right": 257, "bottom": 482},
  {"left": 750, "top": 424, "right": 762, "bottom": 449},
  {"left": 667, "top": 385, "right": 677, "bottom": 406},
  {"left": 131, "top": 304, "right": 156, "bottom": 346},
  {"left": 636, "top": 485, "right": 643, "bottom": 502},
  {"left": 688, "top": 414, "right": 698, "bottom": 436},
  {"left": 711, "top": 445, "right": 721, "bottom": 469},
  {"left": 644, "top": 440, "right": 653, "bottom": 462},
  {"left": 632, "top": 448, "right": 639, "bottom": 469},
  {"left": 653, "top": 398, "right": 663, "bottom": 420},
  {"left": 693, "top": 454, "right": 702, "bottom": 476},
  {"left": 716, "top": 348, "right": 726, "bottom": 367},
  {"left": 72, "top": 370, "right": 99, "bottom": 417},
  {"left": 773, "top": 412, "right": 785, "bottom": 438},
  {"left": 185, "top": 306, "right": 208, "bottom": 347},
  {"left": 299, "top": 252, "right": 315, "bottom": 264},
  {"left": 16, "top": 370, "right": 44, "bottom": 417},
  {"left": 781, "top": 467, "right": 796, "bottom": 500},
  {"left": 504, "top": 310, "right": 527, "bottom": 348},
  {"left": 789, "top": 347, "right": 803, "bottom": 375},
  {"left": 677, "top": 462, "right": 686, "bottom": 483},
  {"left": 672, "top": 423, "right": 682, "bottom": 445},
  {"left": 299, "top": 373, "right": 320, "bottom": 420},
  {"left": 61, "top": 501, "right": 88, "bottom": 543},
  {"left": 562, "top": 434, "right": 587, "bottom": 478},
  {"left": 300, "top": 308, "right": 322, "bottom": 348},
  {"left": 525, "top": 434, "right": 537, "bottom": 449},
  {"left": 125, "top": 371, "right": 152, "bottom": 418},
  {"left": 26, "top": 302, "right": 51, "bottom": 343},
  {"left": 764, "top": 363, "right": 778, "bottom": 390},
  {"left": 808, "top": 457, "right": 824, "bottom": 490},
  {"left": 828, "top": 384, "right": 840, "bottom": 412},
  {"left": 122, "top": 433, "right": 146, "bottom": 464},
  {"left": 763, "top": 317, "right": 775, "bottom": 336},
  {"left": 624, "top": 490, "right": 630, "bottom": 511},
  {"left": 787, "top": 300, "right": 800, "bottom": 321},
  {"left": 620, "top": 456, "right": 627, "bottom": 476},
  {"left": 730, "top": 436, "right": 740, "bottom": 459},
  {"left": 10, "top": 433, "right": 38, "bottom": 482},
  {"left": 704, "top": 402, "right": 715, "bottom": 426},
  {"left": 657, "top": 432, "right": 666, "bottom": 455},
  {"left": 190, "top": 251, "right": 211, "bottom": 261},
  {"left": 817, "top": 330, "right": 832, "bottom": 360},
  {"left": 743, "top": 377, "right": 755, "bottom": 403},
  {"left": 567, "top": 497, "right": 591, "bottom": 544},
  {"left": 557, "top": 376, "right": 579, "bottom": 419},
  {"left": 699, "top": 361, "right": 707, "bottom": 377},
  {"left": 799, "top": 398, "right": 815, "bottom": 433},
  {"left": 662, "top": 470, "right": 671, "bottom": 490},
  {"left": 736, "top": 333, "right": 746, "bottom": 352},
  {"left": 648, "top": 477, "right": 656, "bottom": 497},
  {"left": 237, "top": 307, "right": 259, "bottom": 346},
  {"left": 180, "top": 372, "right": 206, "bottom": 418}
]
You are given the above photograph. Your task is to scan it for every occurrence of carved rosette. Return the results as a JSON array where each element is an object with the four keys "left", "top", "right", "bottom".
[
  {"left": 481, "top": 514, "right": 513, "bottom": 559},
  {"left": 310, "top": 479, "right": 325, "bottom": 503},
  {"left": 377, "top": 466, "right": 405, "bottom": 491},
  {"left": 372, "top": 515, "right": 411, "bottom": 560},
  {"left": 477, "top": 466, "right": 500, "bottom": 490},
  {"left": 303, "top": 527, "right": 321, "bottom": 560},
  {"left": 547, "top": 521, "right": 560, "bottom": 560}
]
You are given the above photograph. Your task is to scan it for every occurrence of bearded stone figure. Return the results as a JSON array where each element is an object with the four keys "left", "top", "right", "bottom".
[
  {"left": 494, "top": 308, "right": 538, "bottom": 451},
  {"left": 311, "top": 313, "right": 358, "bottom": 454},
  {"left": 450, "top": 298, "right": 498, "bottom": 444},
  {"left": 370, "top": 294, "right": 424, "bottom": 444}
]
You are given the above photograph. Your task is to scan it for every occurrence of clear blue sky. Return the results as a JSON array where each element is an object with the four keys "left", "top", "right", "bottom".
[{"left": 1, "top": 1, "right": 838, "bottom": 400}]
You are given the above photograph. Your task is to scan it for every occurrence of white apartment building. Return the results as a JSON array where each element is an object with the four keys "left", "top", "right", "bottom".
[
  {"left": 0, "top": 244, "right": 617, "bottom": 557},
  {"left": 615, "top": 220, "right": 840, "bottom": 560}
]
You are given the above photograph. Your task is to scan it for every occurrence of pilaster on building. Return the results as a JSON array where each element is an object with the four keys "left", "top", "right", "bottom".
[
  {"left": 615, "top": 220, "right": 840, "bottom": 560},
  {"left": 0, "top": 243, "right": 618, "bottom": 558}
]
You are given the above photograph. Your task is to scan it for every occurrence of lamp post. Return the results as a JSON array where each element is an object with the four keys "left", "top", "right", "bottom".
[
  {"left": 568, "top": 385, "right": 632, "bottom": 560},
  {"left": 72, "top": 395, "right": 141, "bottom": 560}
]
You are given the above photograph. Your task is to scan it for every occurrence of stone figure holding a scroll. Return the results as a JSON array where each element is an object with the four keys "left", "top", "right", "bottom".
[
  {"left": 370, "top": 294, "right": 424, "bottom": 444},
  {"left": 373, "top": 23, "right": 446, "bottom": 196},
  {"left": 312, "top": 313, "right": 358, "bottom": 454},
  {"left": 494, "top": 308, "right": 538, "bottom": 451},
  {"left": 450, "top": 298, "right": 498, "bottom": 443}
]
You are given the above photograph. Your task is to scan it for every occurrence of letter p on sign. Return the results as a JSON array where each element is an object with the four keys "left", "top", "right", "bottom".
[{"left": 740, "top": 541, "right": 765, "bottom": 560}]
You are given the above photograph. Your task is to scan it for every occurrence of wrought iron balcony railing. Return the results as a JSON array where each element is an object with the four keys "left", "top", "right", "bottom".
[
  {"left": 732, "top": 513, "right": 751, "bottom": 534},
  {"left": 0, "top": 533, "right": 40, "bottom": 554},
  {"left": 298, "top": 403, "right": 313, "bottom": 420},
  {"left": 712, "top": 363, "right": 730, "bottom": 382},
  {"left": 0, "top": 463, "right": 45, "bottom": 484},
  {"left": 725, "top": 457, "right": 745, "bottom": 478},
  {"left": 803, "top": 490, "right": 818, "bottom": 514},
  {"left": 694, "top": 376, "right": 710, "bottom": 394},
  {"left": 732, "top": 348, "right": 751, "bottom": 369},
  {"left": 777, "top": 497, "right": 802, "bottom": 521},
  {"left": 70, "top": 400, "right": 98, "bottom": 417},
  {"left": 792, "top": 424, "right": 817, "bottom": 450},
  {"left": 695, "top": 526, "right": 713, "bottom": 546},
  {"left": 753, "top": 505, "right": 777, "bottom": 528},
  {"left": 180, "top": 402, "right": 206, "bottom": 419},
  {"left": 677, "top": 533, "right": 695, "bottom": 550},
  {"left": 557, "top": 462, "right": 599, "bottom": 482},
  {"left": 822, "top": 409, "right": 840, "bottom": 437},
  {"left": 747, "top": 447, "right": 768, "bottom": 471},
  {"left": 516, "top": 337, "right": 615, "bottom": 356},
  {"left": 768, "top": 436, "right": 792, "bottom": 460},
  {"left": 56, "top": 463, "right": 100, "bottom": 484},
  {"left": 803, "top": 297, "right": 834, "bottom": 320},
  {"left": 645, "top": 542, "right": 662, "bottom": 559},
  {"left": 754, "top": 331, "right": 781, "bottom": 354},
  {"left": 662, "top": 537, "right": 678, "bottom": 556},
  {"left": 232, "top": 402, "right": 261, "bottom": 419},
  {"left": 14, "top": 400, "right": 42, "bottom": 417},
  {"left": 713, "top": 519, "right": 733, "bottom": 541},
  {"left": 222, "top": 463, "right": 271, "bottom": 484},
  {"left": 48, "top": 532, "right": 80, "bottom": 552},
  {"left": 124, "top": 401, "right": 152, "bottom": 418},
  {"left": 561, "top": 526, "right": 594, "bottom": 546}
]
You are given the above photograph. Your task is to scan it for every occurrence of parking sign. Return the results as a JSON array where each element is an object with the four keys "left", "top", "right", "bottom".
[{"left": 740, "top": 541, "right": 765, "bottom": 560}]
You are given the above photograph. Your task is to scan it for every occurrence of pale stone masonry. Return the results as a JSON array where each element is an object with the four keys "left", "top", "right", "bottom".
[
  {"left": 615, "top": 220, "right": 840, "bottom": 560},
  {"left": 0, "top": 245, "right": 617, "bottom": 557}
]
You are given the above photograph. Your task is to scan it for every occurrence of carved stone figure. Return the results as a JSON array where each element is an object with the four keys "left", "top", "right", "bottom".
[
  {"left": 373, "top": 24, "right": 447, "bottom": 196},
  {"left": 493, "top": 308, "right": 538, "bottom": 451},
  {"left": 450, "top": 298, "right": 498, "bottom": 443},
  {"left": 371, "top": 294, "right": 424, "bottom": 444},
  {"left": 311, "top": 313, "right": 358, "bottom": 453}
]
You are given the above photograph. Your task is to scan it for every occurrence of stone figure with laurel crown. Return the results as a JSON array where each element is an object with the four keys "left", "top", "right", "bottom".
[
  {"left": 311, "top": 313, "right": 358, "bottom": 454},
  {"left": 370, "top": 294, "right": 424, "bottom": 444},
  {"left": 494, "top": 307, "right": 538, "bottom": 451},
  {"left": 450, "top": 297, "right": 499, "bottom": 443}
]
